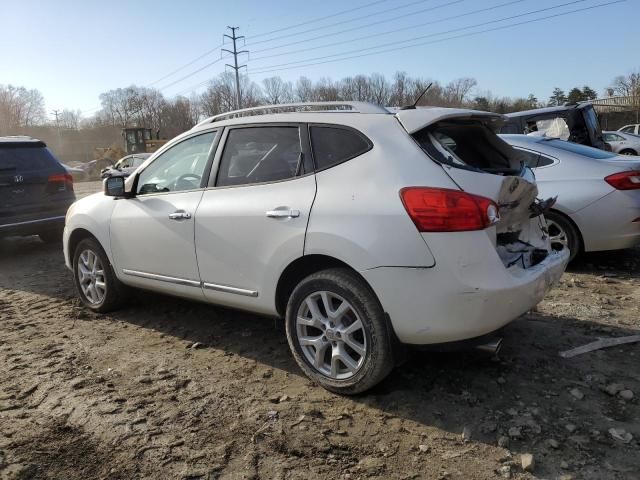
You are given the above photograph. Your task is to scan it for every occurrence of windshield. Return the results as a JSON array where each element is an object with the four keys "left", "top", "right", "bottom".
[{"left": 544, "top": 139, "right": 616, "bottom": 159}]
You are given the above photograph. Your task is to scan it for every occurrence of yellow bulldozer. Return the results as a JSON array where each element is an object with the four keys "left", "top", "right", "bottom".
[{"left": 122, "top": 127, "right": 168, "bottom": 154}]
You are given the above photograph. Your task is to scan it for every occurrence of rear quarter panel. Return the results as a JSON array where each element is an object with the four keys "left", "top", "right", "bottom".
[{"left": 304, "top": 116, "right": 459, "bottom": 269}]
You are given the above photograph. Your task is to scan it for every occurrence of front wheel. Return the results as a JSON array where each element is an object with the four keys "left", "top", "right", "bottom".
[
  {"left": 285, "top": 268, "right": 394, "bottom": 394},
  {"left": 73, "top": 238, "right": 127, "bottom": 312},
  {"left": 545, "top": 211, "right": 581, "bottom": 262}
]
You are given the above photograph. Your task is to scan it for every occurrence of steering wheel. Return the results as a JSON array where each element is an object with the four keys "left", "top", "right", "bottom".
[{"left": 174, "top": 173, "right": 202, "bottom": 190}]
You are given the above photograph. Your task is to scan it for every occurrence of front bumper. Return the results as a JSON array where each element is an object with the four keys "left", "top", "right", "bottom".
[{"left": 361, "top": 236, "right": 569, "bottom": 345}]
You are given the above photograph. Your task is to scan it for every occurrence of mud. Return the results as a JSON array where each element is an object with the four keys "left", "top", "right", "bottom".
[{"left": 1, "top": 230, "right": 638, "bottom": 479}]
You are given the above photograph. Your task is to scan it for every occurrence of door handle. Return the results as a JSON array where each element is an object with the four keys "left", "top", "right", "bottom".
[
  {"left": 266, "top": 209, "right": 300, "bottom": 218},
  {"left": 168, "top": 211, "right": 192, "bottom": 220}
]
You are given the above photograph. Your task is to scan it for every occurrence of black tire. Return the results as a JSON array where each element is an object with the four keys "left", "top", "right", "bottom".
[
  {"left": 545, "top": 211, "right": 581, "bottom": 262},
  {"left": 72, "top": 237, "right": 128, "bottom": 312},
  {"left": 285, "top": 268, "right": 394, "bottom": 394},
  {"left": 620, "top": 149, "right": 637, "bottom": 156},
  {"left": 38, "top": 227, "right": 63, "bottom": 244}
]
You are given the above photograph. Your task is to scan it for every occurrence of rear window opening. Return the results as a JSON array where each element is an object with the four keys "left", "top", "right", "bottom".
[{"left": 412, "top": 121, "right": 523, "bottom": 175}]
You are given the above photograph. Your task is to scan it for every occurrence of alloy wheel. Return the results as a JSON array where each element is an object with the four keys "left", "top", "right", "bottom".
[
  {"left": 77, "top": 249, "right": 106, "bottom": 305},
  {"left": 547, "top": 219, "right": 569, "bottom": 252},
  {"left": 296, "top": 291, "right": 367, "bottom": 380}
]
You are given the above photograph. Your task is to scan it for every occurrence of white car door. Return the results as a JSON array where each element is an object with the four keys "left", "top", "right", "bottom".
[
  {"left": 110, "top": 130, "right": 218, "bottom": 299},
  {"left": 194, "top": 124, "right": 316, "bottom": 314}
]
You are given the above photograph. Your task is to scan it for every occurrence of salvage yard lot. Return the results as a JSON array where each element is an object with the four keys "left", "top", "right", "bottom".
[{"left": 1, "top": 224, "right": 639, "bottom": 479}]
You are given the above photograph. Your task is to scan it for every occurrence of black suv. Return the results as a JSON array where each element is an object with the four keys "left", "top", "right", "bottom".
[{"left": 0, "top": 137, "right": 75, "bottom": 242}]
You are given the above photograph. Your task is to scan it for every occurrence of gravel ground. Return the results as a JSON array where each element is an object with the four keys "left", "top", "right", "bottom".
[{"left": 1, "top": 186, "right": 639, "bottom": 479}]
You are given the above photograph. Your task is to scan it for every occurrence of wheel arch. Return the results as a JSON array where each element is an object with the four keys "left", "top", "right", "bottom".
[
  {"left": 619, "top": 148, "right": 638, "bottom": 156},
  {"left": 275, "top": 254, "right": 378, "bottom": 318},
  {"left": 68, "top": 227, "right": 101, "bottom": 261}
]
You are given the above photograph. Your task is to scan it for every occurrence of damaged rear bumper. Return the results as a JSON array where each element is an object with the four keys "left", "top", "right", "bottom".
[{"left": 361, "top": 232, "right": 569, "bottom": 345}]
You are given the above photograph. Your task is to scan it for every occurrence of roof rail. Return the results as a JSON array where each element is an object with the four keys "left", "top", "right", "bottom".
[{"left": 195, "top": 101, "right": 389, "bottom": 127}]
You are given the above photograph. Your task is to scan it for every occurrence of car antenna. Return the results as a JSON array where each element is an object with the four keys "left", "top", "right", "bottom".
[{"left": 400, "top": 83, "right": 433, "bottom": 110}]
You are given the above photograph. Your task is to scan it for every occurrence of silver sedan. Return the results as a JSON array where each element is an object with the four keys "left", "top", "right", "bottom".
[
  {"left": 603, "top": 131, "right": 640, "bottom": 156},
  {"left": 501, "top": 135, "right": 640, "bottom": 260}
]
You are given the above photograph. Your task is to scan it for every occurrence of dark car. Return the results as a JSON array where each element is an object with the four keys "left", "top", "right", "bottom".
[
  {"left": 100, "top": 153, "right": 151, "bottom": 179},
  {"left": 500, "top": 103, "right": 608, "bottom": 151},
  {"left": 0, "top": 136, "right": 75, "bottom": 242}
]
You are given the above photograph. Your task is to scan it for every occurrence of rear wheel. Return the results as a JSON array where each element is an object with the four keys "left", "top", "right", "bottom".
[
  {"left": 285, "top": 268, "right": 394, "bottom": 394},
  {"left": 73, "top": 238, "right": 127, "bottom": 312},
  {"left": 620, "top": 149, "right": 637, "bottom": 156},
  {"left": 545, "top": 211, "right": 580, "bottom": 262}
]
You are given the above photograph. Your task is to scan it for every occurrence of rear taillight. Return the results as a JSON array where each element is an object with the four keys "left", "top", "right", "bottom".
[
  {"left": 605, "top": 171, "right": 640, "bottom": 190},
  {"left": 48, "top": 173, "right": 74, "bottom": 190},
  {"left": 400, "top": 187, "right": 500, "bottom": 232}
]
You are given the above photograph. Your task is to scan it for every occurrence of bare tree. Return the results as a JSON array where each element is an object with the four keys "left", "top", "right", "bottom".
[
  {"left": 369, "top": 73, "right": 390, "bottom": 105},
  {"left": 609, "top": 71, "right": 640, "bottom": 97},
  {"left": 444, "top": 77, "right": 477, "bottom": 106},
  {"left": 262, "top": 76, "right": 293, "bottom": 104},
  {"left": 295, "top": 76, "right": 315, "bottom": 102},
  {"left": 58, "top": 109, "right": 81, "bottom": 130},
  {"left": 0, "top": 84, "right": 46, "bottom": 131}
]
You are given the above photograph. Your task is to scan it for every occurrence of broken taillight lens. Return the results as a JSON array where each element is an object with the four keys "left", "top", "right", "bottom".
[
  {"left": 400, "top": 187, "right": 500, "bottom": 232},
  {"left": 605, "top": 171, "right": 640, "bottom": 190}
]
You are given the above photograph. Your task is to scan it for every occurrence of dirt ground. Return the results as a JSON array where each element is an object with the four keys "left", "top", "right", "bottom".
[{"left": 1, "top": 184, "right": 639, "bottom": 479}]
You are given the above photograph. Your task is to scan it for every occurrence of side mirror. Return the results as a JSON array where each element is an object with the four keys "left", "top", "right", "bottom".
[{"left": 104, "top": 176, "right": 125, "bottom": 197}]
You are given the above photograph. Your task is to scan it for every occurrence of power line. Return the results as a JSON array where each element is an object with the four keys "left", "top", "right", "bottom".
[
  {"left": 245, "top": 0, "right": 391, "bottom": 39},
  {"left": 147, "top": 43, "right": 223, "bottom": 87},
  {"left": 146, "top": 0, "right": 390, "bottom": 88},
  {"left": 157, "top": 55, "right": 230, "bottom": 92},
  {"left": 250, "top": 0, "right": 524, "bottom": 56},
  {"left": 248, "top": 0, "right": 590, "bottom": 71},
  {"left": 159, "top": 0, "right": 501, "bottom": 94},
  {"left": 170, "top": 0, "right": 518, "bottom": 95},
  {"left": 222, "top": 27, "right": 249, "bottom": 109},
  {"left": 245, "top": 0, "right": 439, "bottom": 47},
  {"left": 249, "top": 0, "right": 623, "bottom": 75}
]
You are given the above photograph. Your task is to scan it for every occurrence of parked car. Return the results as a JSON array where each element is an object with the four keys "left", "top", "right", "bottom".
[
  {"left": 64, "top": 102, "right": 569, "bottom": 394},
  {"left": 101, "top": 153, "right": 151, "bottom": 179},
  {"left": 500, "top": 103, "right": 608, "bottom": 151},
  {"left": 603, "top": 131, "right": 640, "bottom": 156},
  {"left": 0, "top": 136, "right": 75, "bottom": 242},
  {"left": 62, "top": 163, "right": 88, "bottom": 182},
  {"left": 501, "top": 135, "right": 640, "bottom": 261},
  {"left": 86, "top": 158, "right": 115, "bottom": 179},
  {"left": 618, "top": 124, "right": 640, "bottom": 136}
]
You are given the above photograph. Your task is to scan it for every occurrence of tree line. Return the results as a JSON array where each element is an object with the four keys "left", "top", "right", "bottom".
[{"left": 1, "top": 69, "right": 638, "bottom": 164}]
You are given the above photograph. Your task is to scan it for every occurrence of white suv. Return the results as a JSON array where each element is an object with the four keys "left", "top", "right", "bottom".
[{"left": 64, "top": 102, "right": 569, "bottom": 394}]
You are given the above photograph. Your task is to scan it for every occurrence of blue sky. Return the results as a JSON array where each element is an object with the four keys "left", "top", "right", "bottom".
[{"left": 1, "top": 0, "right": 637, "bottom": 117}]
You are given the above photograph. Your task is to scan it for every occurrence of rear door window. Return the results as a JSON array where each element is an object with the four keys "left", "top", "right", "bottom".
[
  {"left": 310, "top": 125, "right": 372, "bottom": 170},
  {"left": 216, "top": 126, "right": 304, "bottom": 187},
  {"left": 515, "top": 148, "right": 555, "bottom": 168}
]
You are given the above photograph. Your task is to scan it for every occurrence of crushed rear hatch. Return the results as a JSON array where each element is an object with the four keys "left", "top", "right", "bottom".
[{"left": 398, "top": 108, "right": 558, "bottom": 269}]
